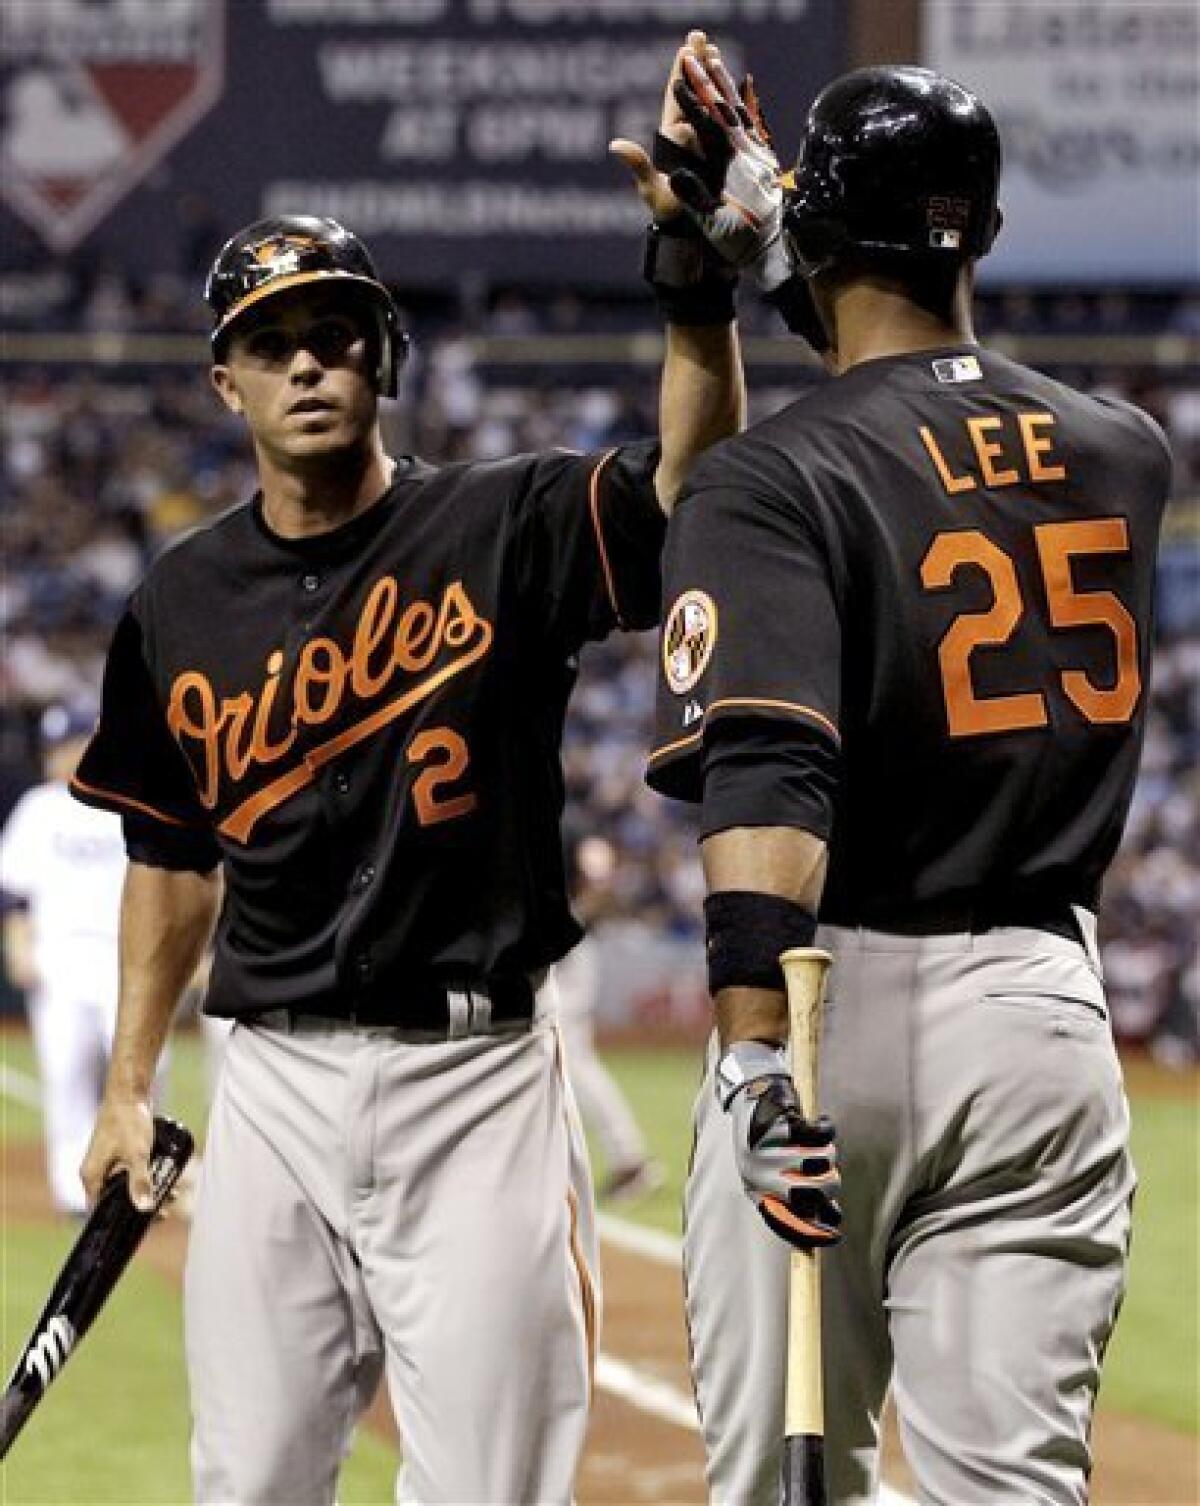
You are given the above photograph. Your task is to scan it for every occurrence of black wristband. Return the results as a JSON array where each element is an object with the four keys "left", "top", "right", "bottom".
[
  {"left": 705, "top": 890, "right": 818, "bottom": 995},
  {"left": 643, "top": 220, "right": 737, "bottom": 327}
]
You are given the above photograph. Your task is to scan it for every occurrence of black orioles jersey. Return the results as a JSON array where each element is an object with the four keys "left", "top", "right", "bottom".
[
  {"left": 74, "top": 443, "right": 663, "bottom": 1019},
  {"left": 647, "top": 348, "right": 1171, "bottom": 928}
]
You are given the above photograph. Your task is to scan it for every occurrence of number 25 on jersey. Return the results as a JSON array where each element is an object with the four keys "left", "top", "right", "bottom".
[{"left": 919, "top": 517, "right": 1141, "bottom": 738}]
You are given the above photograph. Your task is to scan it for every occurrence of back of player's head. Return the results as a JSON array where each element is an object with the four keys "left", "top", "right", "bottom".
[
  {"left": 204, "top": 214, "right": 408, "bottom": 396},
  {"left": 783, "top": 65, "right": 1003, "bottom": 285}
]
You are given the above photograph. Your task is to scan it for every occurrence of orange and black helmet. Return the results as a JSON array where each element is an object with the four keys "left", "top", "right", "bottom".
[{"left": 205, "top": 215, "right": 408, "bottom": 396}]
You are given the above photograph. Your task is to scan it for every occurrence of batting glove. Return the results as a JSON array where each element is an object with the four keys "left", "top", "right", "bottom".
[
  {"left": 669, "top": 55, "right": 792, "bottom": 294},
  {"left": 717, "top": 1040, "right": 842, "bottom": 1252}
]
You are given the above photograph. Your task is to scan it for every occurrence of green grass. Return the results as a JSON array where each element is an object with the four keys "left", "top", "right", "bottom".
[
  {"left": 1102, "top": 1092, "right": 1200, "bottom": 1432},
  {"left": 1, "top": 1030, "right": 1193, "bottom": 1506},
  {"left": 590, "top": 1045, "right": 702, "bottom": 1236}
]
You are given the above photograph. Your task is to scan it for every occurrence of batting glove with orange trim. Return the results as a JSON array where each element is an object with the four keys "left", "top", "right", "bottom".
[
  {"left": 669, "top": 54, "right": 792, "bottom": 293},
  {"left": 717, "top": 1041, "right": 842, "bottom": 1252}
]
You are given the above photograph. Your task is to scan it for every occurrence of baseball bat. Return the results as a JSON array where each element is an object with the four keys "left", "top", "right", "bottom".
[
  {"left": 0, "top": 1115, "right": 193, "bottom": 1459},
  {"left": 779, "top": 947, "right": 833, "bottom": 1506}
]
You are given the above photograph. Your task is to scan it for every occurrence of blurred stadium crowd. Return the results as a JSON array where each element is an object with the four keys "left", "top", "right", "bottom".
[{"left": 2, "top": 267, "right": 1197, "bottom": 1060}]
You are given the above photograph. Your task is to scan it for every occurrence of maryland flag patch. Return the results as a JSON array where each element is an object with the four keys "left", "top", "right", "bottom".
[{"left": 663, "top": 590, "right": 717, "bottom": 696}]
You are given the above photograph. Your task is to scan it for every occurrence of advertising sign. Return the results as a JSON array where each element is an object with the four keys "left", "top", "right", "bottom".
[
  {"left": 925, "top": 0, "right": 1199, "bottom": 284},
  {"left": 1, "top": 0, "right": 844, "bottom": 289}
]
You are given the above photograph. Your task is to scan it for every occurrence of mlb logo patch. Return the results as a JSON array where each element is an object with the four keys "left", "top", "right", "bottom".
[
  {"left": 929, "top": 227, "right": 962, "bottom": 250},
  {"left": 932, "top": 355, "right": 983, "bottom": 384}
]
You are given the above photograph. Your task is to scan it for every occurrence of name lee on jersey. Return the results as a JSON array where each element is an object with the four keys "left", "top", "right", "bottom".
[{"left": 920, "top": 409, "right": 1068, "bottom": 495}]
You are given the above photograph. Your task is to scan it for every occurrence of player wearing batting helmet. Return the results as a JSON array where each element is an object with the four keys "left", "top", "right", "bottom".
[
  {"left": 649, "top": 64, "right": 1170, "bottom": 1503},
  {"left": 72, "top": 33, "right": 746, "bottom": 1505}
]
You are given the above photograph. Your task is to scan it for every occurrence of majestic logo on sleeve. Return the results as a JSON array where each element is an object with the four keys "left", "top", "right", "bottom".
[
  {"left": 663, "top": 590, "right": 718, "bottom": 696},
  {"left": 166, "top": 576, "right": 493, "bottom": 843}
]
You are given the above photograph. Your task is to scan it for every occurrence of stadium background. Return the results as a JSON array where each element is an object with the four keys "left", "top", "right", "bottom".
[{"left": 1, "top": 1, "right": 1196, "bottom": 1501}]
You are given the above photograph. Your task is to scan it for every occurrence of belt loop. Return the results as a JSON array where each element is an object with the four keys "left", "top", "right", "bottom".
[
  {"left": 1072, "top": 905, "right": 1104, "bottom": 975},
  {"left": 446, "top": 989, "right": 471, "bottom": 1039},
  {"left": 469, "top": 988, "right": 493, "bottom": 1034}
]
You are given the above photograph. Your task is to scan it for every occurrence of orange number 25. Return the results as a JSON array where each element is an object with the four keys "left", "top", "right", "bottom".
[{"left": 919, "top": 518, "right": 1141, "bottom": 738}]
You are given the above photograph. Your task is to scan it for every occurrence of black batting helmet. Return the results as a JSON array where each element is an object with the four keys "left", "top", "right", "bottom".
[
  {"left": 205, "top": 215, "right": 408, "bottom": 396},
  {"left": 783, "top": 66, "right": 1003, "bottom": 278}
]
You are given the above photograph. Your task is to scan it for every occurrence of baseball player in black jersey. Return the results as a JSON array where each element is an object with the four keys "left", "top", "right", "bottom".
[
  {"left": 648, "top": 66, "right": 1172, "bottom": 1504},
  {"left": 72, "top": 35, "right": 745, "bottom": 1504}
]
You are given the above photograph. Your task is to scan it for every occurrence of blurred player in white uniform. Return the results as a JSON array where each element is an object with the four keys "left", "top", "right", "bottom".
[
  {"left": 558, "top": 834, "right": 663, "bottom": 1201},
  {"left": 0, "top": 705, "right": 126, "bottom": 1214}
]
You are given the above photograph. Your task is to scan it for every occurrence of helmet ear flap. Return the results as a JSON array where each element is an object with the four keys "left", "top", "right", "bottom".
[{"left": 374, "top": 301, "right": 410, "bottom": 398}]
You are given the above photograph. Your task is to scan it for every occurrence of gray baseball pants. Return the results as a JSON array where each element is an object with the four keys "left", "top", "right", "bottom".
[
  {"left": 184, "top": 978, "right": 599, "bottom": 1505},
  {"left": 685, "top": 918, "right": 1135, "bottom": 1505}
]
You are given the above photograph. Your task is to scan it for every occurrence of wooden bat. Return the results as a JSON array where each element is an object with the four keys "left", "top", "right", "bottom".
[
  {"left": 779, "top": 947, "right": 833, "bottom": 1506},
  {"left": 0, "top": 1116, "right": 193, "bottom": 1459}
]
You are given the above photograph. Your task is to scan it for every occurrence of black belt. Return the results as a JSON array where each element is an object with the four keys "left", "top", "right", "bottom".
[
  {"left": 832, "top": 898, "right": 1084, "bottom": 945},
  {"left": 280, "top": 972, "right": 539, "bottom": 1038}
]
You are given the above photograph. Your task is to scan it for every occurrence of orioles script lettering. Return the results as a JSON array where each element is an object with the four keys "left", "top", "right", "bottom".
[{"left": 166, "top": 577, "right": 494, "bottom": 839}]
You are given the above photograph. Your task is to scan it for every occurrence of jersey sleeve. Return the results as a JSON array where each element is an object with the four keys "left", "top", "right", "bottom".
[
  {"left": 516, "top": 440, "right": 665, "bottom": 650},
  {"left": 645, "top": 479, "right": 843, "bottom": 840},
  {"left": 71, "top": 607, "right": 221, "bottom": 871}
]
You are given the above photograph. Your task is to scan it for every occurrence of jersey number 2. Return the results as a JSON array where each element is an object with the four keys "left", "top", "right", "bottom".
[
  {"left": 919, "top": 518, "right": 1140, "bottom": 738},
  {"left": 408, "top": 728, "right": 477, "bottom": 826}
]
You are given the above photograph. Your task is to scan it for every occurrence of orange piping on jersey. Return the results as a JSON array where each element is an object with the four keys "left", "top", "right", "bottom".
[
  {"left": 218, "top": 627, "right": 493, "bottom": 843},
  {"left": 647, "top": 697, "right": 840, "bottom": 767},
  {"left": 708, "top": 697, "right": 840, "bottom": 743},
  {"left": 919, "top": 426, "right": 976, "bottom": 495},
  {"left": 68, "top": 776, "right": 190, "bottom": 829},
  {"left": 647, "top": 727, "right": 705, "bottom": 765},
  {"left": 554, "top": 1026, "right": 597, "bottom": 1391},
  {"left": 588, "top": 448, "right": 625, "bottom": 628}
]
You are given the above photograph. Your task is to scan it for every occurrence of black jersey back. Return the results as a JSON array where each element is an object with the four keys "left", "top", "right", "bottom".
[
  {"left": 648, "top": 348, "right": 1171, "bottom": 926},
  {"left": 75, "top": 443, "right": 663, "bottom": 1019}
]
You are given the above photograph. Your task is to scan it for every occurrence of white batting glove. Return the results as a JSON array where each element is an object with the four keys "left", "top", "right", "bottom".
[
  {"left": 669, "top": 55, "right": 792, "bottom": 293},
  {"left": 717, "top": 1041, "right": 842, "bottom": 1252}
]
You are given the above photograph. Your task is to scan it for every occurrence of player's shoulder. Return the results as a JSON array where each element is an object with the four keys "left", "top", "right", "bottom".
[
  {"left": 682, "top": 389, "right": 840, "bottom": 511},
  {"left": 1004, "top": 354, "right": 1172, "bottom": 489},
  {"left": 139, "top": 496, "right": 257, "bottom": 587}
]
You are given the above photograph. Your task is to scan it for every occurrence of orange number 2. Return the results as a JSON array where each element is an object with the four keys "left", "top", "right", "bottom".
[
  {"left": 919, "top": 518, "right": 1140, "bottom": 738},
  {"left": 920, "top": 530, "right": 1048, "bottom": 737},
  {"left": 408, "top": 728, "right": 477, "bottom": 826}
]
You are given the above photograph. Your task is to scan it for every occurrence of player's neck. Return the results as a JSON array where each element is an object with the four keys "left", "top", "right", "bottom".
[
  {"left": 255, "top": 432, "right": 394, "bottom": 539},
  {"left": 830, "top": 277, "right": 977, "bottom": 374}
]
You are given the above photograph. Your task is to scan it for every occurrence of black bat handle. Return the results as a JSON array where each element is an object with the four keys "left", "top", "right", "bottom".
[
  {"left": 783, "top": 1433, "right": 826, "bottom": 1505},
  {"left": 0, "top": 1116, "right": 194, "bottom": 1460}
]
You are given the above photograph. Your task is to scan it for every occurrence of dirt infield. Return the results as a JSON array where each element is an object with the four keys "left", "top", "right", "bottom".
[{"left": 5, "top": 1140, "right": 1196, "bottom": 1503}]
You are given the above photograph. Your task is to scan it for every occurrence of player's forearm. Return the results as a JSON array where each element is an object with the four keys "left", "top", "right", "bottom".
[
  {"left": 2, "top": 910, "right": 35, "bottom": 991},
  {"left": 701, "top": 825, "right": 827, "bottom": 1047},
  {"left": 654, "top": 322, "right": 746, "bottom": 513},
  {"left": 105, "top": 860, "right": 220, "bottom": 1099}
]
